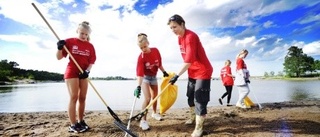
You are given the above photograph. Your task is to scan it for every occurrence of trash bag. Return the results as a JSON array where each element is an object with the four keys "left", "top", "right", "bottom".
[
  {"left": 244, "top": 96, "right": 255, "bottom": 107},
  {"left": 159, "top": 72, "right": 178, "bottom": 114}
]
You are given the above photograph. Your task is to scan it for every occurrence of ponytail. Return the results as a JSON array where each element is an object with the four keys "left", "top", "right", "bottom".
[
  {"left": 236, "top": 49, "right": 248, "bottom": 58},
  {"left": 78, "top": 21, "right": 91, "bottom": 41}
]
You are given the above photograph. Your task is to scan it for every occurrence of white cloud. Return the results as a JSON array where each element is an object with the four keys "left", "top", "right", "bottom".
[
  {"left": 263, "top": 21, "right": 274, "bottom": 28},
  {"left": 303, "top": 41, "right": 320, "bottom": 55},
  {"left": 1, "top": 0, "right": 319, "bottom": 78},
  {"left": 235, "top": 36, "right": 256, "bottom": 48}
]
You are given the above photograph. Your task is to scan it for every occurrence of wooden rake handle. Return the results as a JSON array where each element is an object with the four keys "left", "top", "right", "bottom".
[
  {"left": 31, "top": 3, "right": 109, "bottom": 108},
  {"left": 144, "top": 83, "right": 171, "bottom": 111}
]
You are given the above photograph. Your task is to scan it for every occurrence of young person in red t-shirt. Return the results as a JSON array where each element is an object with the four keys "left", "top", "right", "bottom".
[
  {"left": 56, "top": 21, "right": 96, "bottom": 133},
  {"left": 134, "top": 33, "right": 169, "bottom": 130},
  {"left": 219, "top": 60, "right": 234, "bottom": 106},
  {"left": 167, "top": 14, "right": 213, "bottom": 137},
  {"left": 234, "top": 49, "right": 251, "bottom": 109}
]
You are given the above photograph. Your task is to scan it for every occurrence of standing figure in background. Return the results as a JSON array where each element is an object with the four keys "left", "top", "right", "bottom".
[
  {"left": 219, "top": 60, "right": 234, "bottom": 106},
  {"left": 167, "top": 14, "right": 213, "bottom": 137},
  {"left": 56, "top": 21, "right": 96, "bottom": 133},
  {"left": 234, "top": 49, "right": 251, "bottom": 109},
  {"left": 134, "top": 33, "right": 169, "bottom": 131}
]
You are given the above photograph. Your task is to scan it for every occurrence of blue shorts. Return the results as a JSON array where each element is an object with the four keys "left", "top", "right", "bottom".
[{"left": 143, "top": 75, "right": 158, "bottom": 85}]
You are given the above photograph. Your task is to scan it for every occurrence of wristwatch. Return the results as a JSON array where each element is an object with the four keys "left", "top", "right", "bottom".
[{"left": 85, "top": 70, "right": 90, "bottom": 74}]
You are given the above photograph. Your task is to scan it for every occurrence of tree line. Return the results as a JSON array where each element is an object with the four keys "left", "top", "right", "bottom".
[
  {"left": 0, "top": 59, "right": 134, "bottom": 82},
  {"left": 283, "top": 46, "right": 320, "bottom": 77},
  {"left": 0, "top": 59, "right": 64, "bottom": 82},
  {"left": 264, "top": 46, "right": 320, "bottom": 77},
  {"left": 1, "top": 46, "right": 319, "bottom": 82}
]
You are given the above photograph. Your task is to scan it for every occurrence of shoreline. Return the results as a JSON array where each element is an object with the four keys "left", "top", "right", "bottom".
[
  {"left": 1, "top": 99, "right": 319, "bottom": 137},
  {"left": 0, "top": 98, "right": 319, "bottom": 114},
  {"left": 1, "top": 76, "right": 319, "bottom": 86}
]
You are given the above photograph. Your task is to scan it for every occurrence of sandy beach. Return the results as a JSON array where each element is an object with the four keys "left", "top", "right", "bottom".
[{"left": 0, "top": 99, "right": 319, "bottom": 137}]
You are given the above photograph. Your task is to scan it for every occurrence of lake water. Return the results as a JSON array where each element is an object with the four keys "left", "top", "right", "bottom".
[{"left": 0, "top": 79, "right": 319, "bottom": 113}]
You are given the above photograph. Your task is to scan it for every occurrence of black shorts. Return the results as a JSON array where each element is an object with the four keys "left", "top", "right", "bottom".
[{"left": 186, "top": 78, "right": 211, "bottom": 115}]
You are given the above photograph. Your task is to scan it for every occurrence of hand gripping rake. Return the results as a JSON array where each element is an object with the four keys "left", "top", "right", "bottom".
[
  {"left": 31, "top": 3, "right": 137, "bottom": 137},
  {"left": 130, "top": 83, "right": 171, "bottom": 121}
]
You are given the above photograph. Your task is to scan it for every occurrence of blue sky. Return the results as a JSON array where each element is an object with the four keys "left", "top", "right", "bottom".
[{"left": 0, "top": 0, "right": 319, "bottom": 78}]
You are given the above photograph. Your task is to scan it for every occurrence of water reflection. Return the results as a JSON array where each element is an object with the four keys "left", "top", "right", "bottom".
[
  {"left": 288, "top": 82, "right": 316, "bottom": 101},
  {"left": 0, "top": 86, "right": 14, "bottom": 93},
  {"left": 0, "top": 80, "right": 319, "bottom": 112},
  {"left": 290, "top": 89, "right": 310, "bottom": 101}
]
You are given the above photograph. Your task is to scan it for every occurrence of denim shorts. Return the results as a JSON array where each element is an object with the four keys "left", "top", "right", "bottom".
[{"left": 143, "top": 75, "right": 158, "bottom": 85}]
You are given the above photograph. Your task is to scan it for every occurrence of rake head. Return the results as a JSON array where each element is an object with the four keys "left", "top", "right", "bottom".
[
  {"left": 114, "top": 120, "right": 139, "bottom": 137},
  {"left": 130, "top": 110, "right": 148, "bottom": 121}
]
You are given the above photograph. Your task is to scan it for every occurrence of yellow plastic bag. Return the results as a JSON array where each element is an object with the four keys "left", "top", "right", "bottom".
[
  {"left": 244, "top": 96, "right": 255, "bottom": 107},
  {"left": 159, "top": 72, "right": 178, "bottom": 114}
]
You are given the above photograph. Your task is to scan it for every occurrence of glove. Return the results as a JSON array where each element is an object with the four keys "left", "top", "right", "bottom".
[
  {"left": 169, "top": 75, "right": 179, "bottom": 85},
  {"left": 163, "top": 71, "right": 169, "bottom": 77},
  {"left": 57, "top": 40, "right": 66, "bottom": 50},
  {"left": 79, "top": 70, "right": 90, "bottom": 79},
  {"left": 245, "top": 78, "right": 250, "bottom": 84},
  {"left": 134, "top": 86, "right": 141, "bottom": 98}
]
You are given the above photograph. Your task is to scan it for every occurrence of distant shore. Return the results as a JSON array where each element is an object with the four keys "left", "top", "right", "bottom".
[
  {"left": 0, "top": 79, "right": 37, "bottom": 85},
  {"left": 215, "top": 76, "right": 320, "bottom": 80},
  {"left": 260, "top": 76, "right": 320, "bottom": 81},
  {"left": 1, "top": 76, "right": 319, "bottom": 86}
]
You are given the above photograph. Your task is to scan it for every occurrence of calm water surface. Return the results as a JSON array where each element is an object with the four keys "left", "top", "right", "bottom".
[{"left": 0, "top": 79, "right": 319, "bottom": 112}]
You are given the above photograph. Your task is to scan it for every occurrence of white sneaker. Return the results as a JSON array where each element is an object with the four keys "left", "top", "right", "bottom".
[
  {"left": 236, "top": 102, "right": 249, "bottom": 109},
  {"left": 139, "top": 120, "right": 150, "bottom": 130},
  {"left": 151, "top": 113, "right": 162, "bottom": 121}
]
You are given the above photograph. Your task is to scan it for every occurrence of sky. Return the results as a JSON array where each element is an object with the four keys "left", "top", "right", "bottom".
[{"left": 0, "top": 0, "right": 320, "bottom": 78}]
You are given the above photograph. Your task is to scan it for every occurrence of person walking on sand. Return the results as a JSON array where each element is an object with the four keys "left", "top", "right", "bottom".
[
  {"left": 234, "top": 49, "right": 251, "bottom": 109},
  {"left": 167, "top": 14, "right": 213, "bottom": 137},
  {"left": 56, "top": 21, "right": 96, "bottom": 133},
  {"left": 134, "top": 33, "right": 169, "bottom": 131},
  {"left": 219, "top": 60, "right": 234, "bottom": 107}
]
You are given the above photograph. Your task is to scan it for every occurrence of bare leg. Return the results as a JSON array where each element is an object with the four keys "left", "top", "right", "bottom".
[
  {"left": 141, "top": 82, "right": 151, "bottom": 120},
  {"left": 65, "top": 78, "right": 80, "bottom": 125},
  {"left": 78, "top": 78, "right": 88, "bottom": 121},
  {"left": 150, "top": 85, "right": 158, "bottom": 113}
]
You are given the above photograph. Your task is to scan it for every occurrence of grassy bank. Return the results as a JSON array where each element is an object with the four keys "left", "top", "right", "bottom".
[{"left": 261, "top": 76, "right": 320, "bottom": 81}]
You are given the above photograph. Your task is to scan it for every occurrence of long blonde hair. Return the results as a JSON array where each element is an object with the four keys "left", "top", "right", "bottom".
[
  {"left": 236, "top": 49, "right": 248, "bottom": 58},
  {"left": 78, "top": 21, "right": 91, "bottom": 41}
]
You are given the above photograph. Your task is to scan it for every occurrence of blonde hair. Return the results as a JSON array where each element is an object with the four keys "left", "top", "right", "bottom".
[
  {"left": 225, "top": 60, "right": 231, "bottom": 66},
  {"left": 137, "top": 33, "right": 149, "bottom": 46},
  {"left": 78, "top": 21, "right": 91, "bottom": 41},
  {"left": 236, "top": 49, "right": 248, "bottom": 58}
]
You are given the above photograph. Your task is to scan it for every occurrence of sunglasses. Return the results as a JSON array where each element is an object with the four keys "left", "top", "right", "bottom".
[
  {"left": 169, "top": 16, "right": 177, "bottom": 21},
  {"left": 168, "top": 14, "right": 185, "bottom": 24},
  {"left": 138, "top": 33, "right": 147, "bottom": 37},
  {"left": 169, "top": 15, "right": 181, "bottom": 22}
]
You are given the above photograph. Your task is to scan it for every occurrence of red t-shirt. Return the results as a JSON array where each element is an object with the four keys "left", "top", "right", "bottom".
[
  {"left": 178, "top": 29, "right": 213, "bottom": 79},
  {"left": 236, "top": 58, "right": 250, "bottom": 78},
  {"left": 136, "top": 47, "right": 162, "bottom": 77},
  {"left": 220, "top": 66, "right": 234, "bottom": 86},
  {"left": 62, "top": 38, "right": 96, "bottom": 79},
  {"left": 236, "top": 58, "right": 247, "bottom": 70}
]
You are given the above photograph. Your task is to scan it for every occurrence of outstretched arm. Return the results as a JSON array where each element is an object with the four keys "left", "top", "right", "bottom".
[{"left": 177, "top": 63, "right": 191, "bottom": 76}]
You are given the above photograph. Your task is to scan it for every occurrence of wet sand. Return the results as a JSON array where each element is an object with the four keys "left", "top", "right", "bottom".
[{"left": 0, "top": 99, "right": 319, "bottom": 137}]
